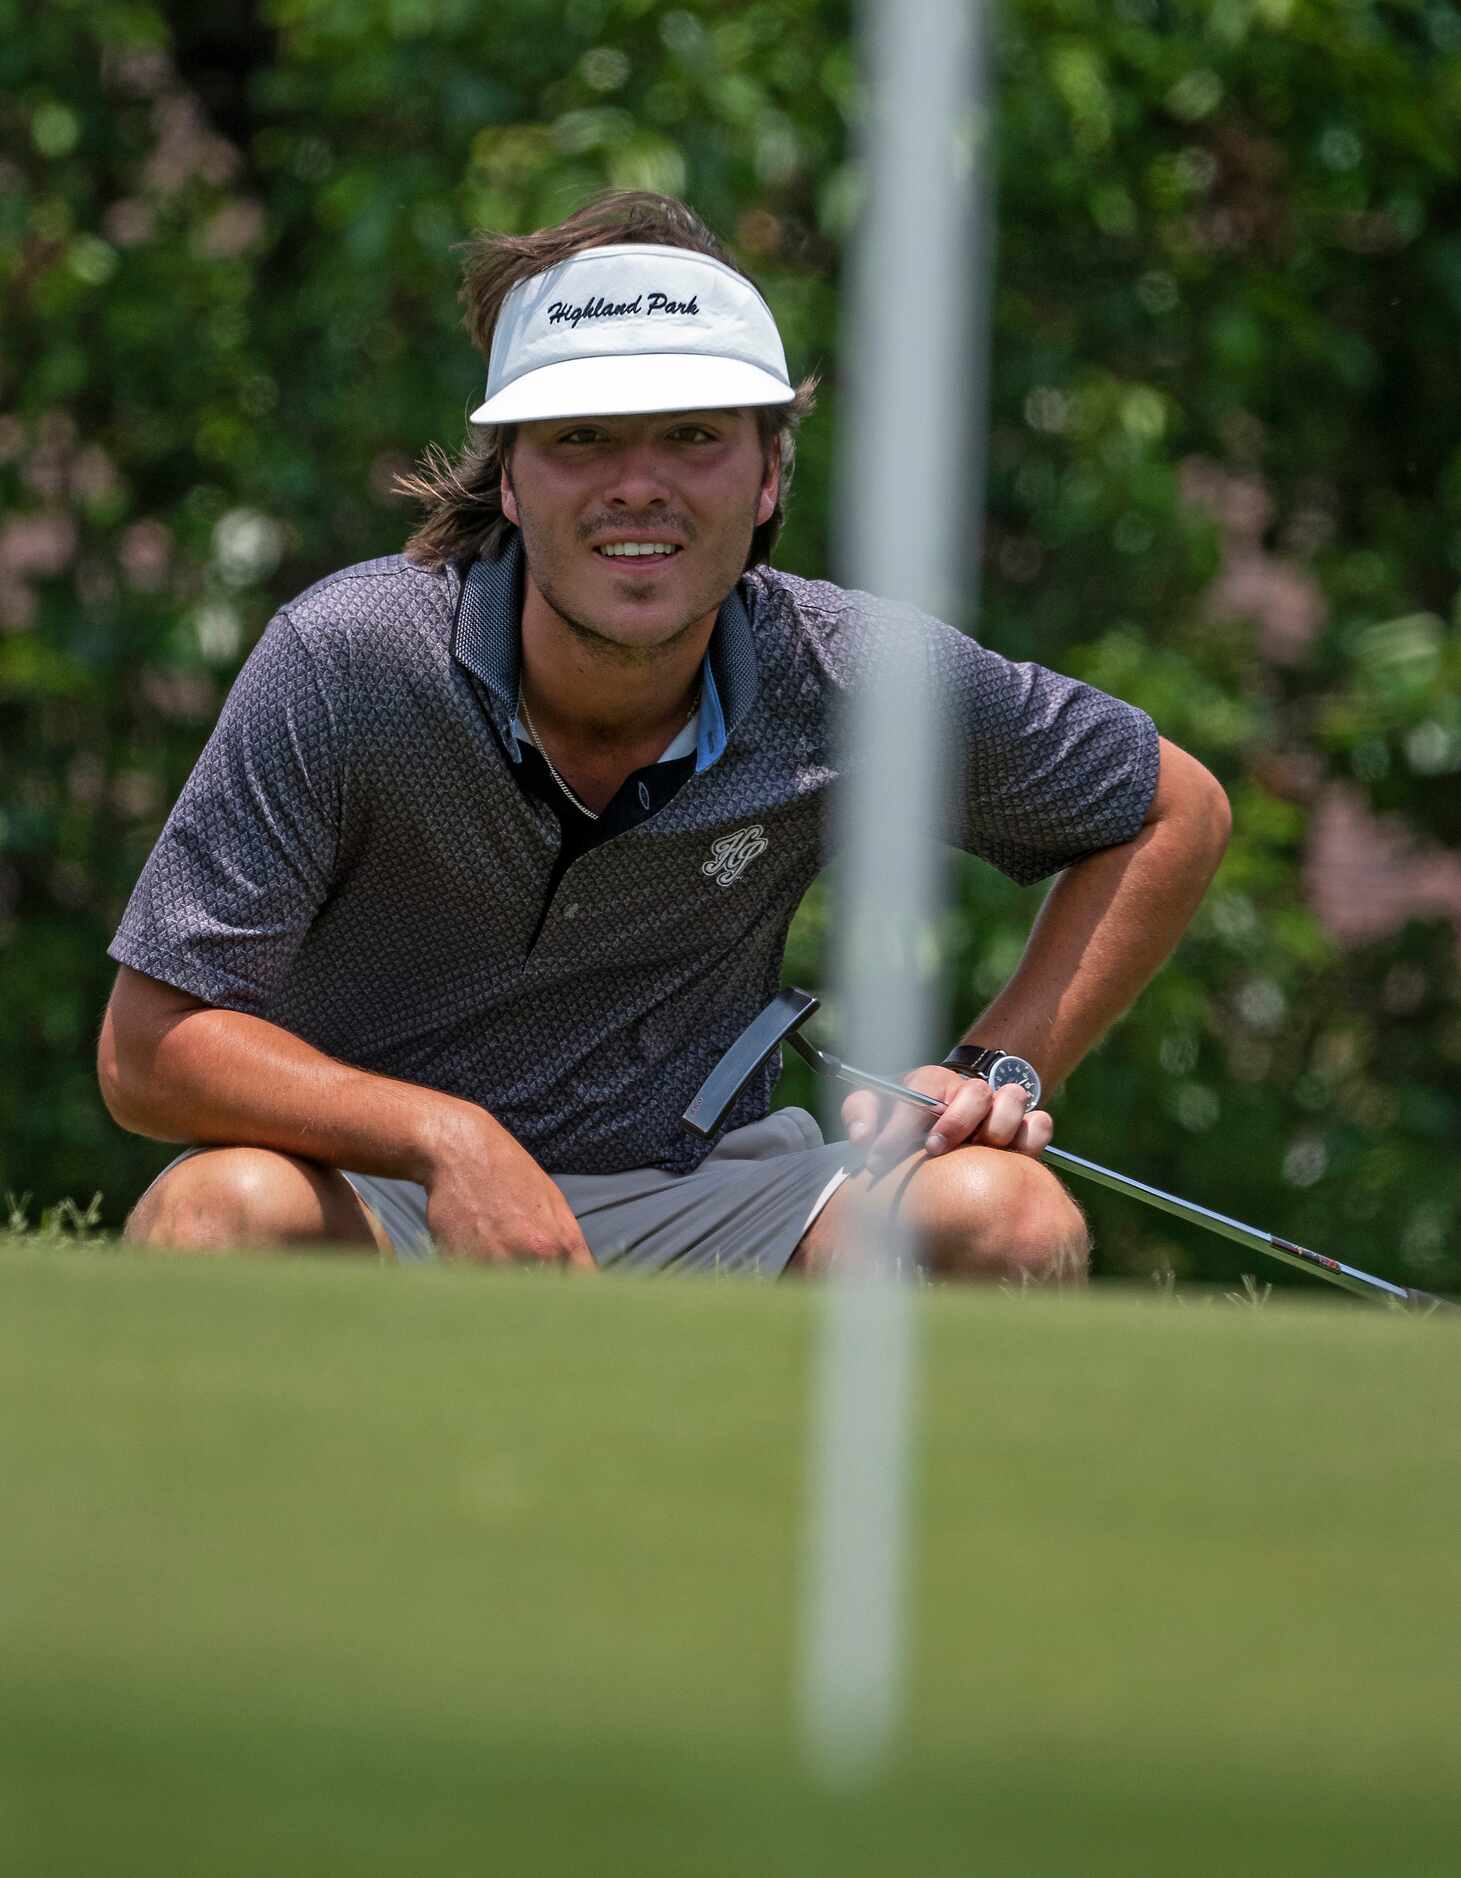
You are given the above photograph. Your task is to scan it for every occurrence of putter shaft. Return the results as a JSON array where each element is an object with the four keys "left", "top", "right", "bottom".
[
  {"left": 800, "top": 1047, "right": 1451, "bottom": 1311},
  {"left": 786, "top": 1032, "right": 943, "bottom": 1111},
  {"left": 685, "top": 994, "right": 1453, "bottom": 1310},
  {"left": 1040, "top": 1145, "right": 1426, "bottom": 1306}
]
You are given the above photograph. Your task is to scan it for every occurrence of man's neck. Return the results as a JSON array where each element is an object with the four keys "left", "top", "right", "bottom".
[{"left": 517, "top": 571, "right": 714, "bottom": 750}]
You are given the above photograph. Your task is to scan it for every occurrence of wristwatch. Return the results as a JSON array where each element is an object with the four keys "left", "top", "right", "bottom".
[{"left": 941, "top": 1044, "right": 1042, "bottom": 1111}]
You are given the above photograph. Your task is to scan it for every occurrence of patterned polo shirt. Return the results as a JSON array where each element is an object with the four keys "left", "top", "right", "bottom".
[{"left": 110, "top": 536, "right": 1159, "bottom": 1175}]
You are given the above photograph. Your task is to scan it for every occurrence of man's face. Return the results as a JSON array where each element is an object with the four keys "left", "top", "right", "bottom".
[{"left": 500, "top": 408, "right": 779, "bottom": 657}]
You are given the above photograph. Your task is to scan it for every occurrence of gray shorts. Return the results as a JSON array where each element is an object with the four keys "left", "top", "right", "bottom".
[{"left": 145, "top": 1108, "right": 853, "bottom": 1278}]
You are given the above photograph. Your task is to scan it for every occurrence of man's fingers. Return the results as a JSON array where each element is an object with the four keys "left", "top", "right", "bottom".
[
  {"left": 545, "top": 1201, "right": 596, "bottom": 1272},
  {"left": 866, "top": 1102, "right": 933, "bottom": 1173},
  {"left": 841, "top": 1087, "right": 882, "bottom": 1147},
  {"left": 841, "top": 1068, "right": 1050, "bottom": 1171},
  {"left": 923, "top": 1078, "right": 1052, "bottom": 1156},
  {"left": 518, "top": 1235, "right": 594, "bottom": 1270},
  {"left": 844, "top": 1084, "right": 947, "bottom": 1173},
  {"left": 923, "top": 1076, "right": 993, "bottom": 1153},
  {"left": 977, "top": 1083, "right": 1037, "bottom": 1148}
]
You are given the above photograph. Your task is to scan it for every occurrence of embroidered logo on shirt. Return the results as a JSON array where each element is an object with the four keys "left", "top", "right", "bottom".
[{"left": 703, "top": 825, "right": 769, "bottom": 888}]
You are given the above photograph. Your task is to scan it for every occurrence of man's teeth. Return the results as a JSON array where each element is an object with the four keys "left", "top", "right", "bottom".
[{"left": 597, "top": 543, "right": 680, "bottom": 557}]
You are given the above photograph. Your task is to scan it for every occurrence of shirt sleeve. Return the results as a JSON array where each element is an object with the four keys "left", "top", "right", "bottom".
[
  {"left": 108, "top": 609, "right": 344, "bottom": 1012},
  {"left": 929, "top": 615, "right": 1161, "bottom": 885}
]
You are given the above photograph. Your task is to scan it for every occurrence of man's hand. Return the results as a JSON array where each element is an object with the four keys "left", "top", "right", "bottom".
[
  {"left": 424, "top": 1114, "right": 595, "bottom": 1270},
  {"left": 842, "top": 1068, "right": 1053, "bottom": 1178},
  {"left": 835, "top": 737, "right": 1226, "bottom": 1181},
  {"left": 100, "top": 965, "right": 596, "bottom": 1269}
]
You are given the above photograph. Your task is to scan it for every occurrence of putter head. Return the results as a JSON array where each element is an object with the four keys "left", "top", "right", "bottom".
[{"left": 681, "top": 987, "right": 820, "bottom": 1139}]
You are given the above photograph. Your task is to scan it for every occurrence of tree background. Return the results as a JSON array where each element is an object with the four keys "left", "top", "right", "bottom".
[{"left": 4, "top": 0, "right": 1459, "bottom": 1291}]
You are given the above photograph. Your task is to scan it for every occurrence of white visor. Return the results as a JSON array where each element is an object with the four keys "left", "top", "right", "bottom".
[{"left": 469, "top": 243, "right": 794, "bottom": 424}]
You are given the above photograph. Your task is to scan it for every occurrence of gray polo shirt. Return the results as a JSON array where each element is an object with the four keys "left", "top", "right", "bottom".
[{"left": 110, "top": 538, "right": 1159, "bottom": 1175}]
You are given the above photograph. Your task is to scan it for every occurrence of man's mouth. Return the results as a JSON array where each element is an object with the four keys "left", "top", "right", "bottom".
[{"left": 593, "top": 541, "right": 683, "bottom": 560}]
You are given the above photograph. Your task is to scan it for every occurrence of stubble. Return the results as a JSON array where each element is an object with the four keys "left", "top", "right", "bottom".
[{"left": 519, "top": 498, "right": 760, "bottom": 669}]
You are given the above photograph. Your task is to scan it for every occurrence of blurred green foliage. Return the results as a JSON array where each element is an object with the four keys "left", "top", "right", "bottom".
[{"left": 3, "top": 0, "right": 1459, "bottom": 1290}]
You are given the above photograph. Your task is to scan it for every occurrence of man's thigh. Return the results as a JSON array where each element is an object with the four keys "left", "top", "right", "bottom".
[{"left": 344, "top": 1109, "right": 853, "bottom": 1276}]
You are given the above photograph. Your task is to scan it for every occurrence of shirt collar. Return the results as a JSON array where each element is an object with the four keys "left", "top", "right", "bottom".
[{"left": 452, "top": 532, "right": 758, "bottom": 773}]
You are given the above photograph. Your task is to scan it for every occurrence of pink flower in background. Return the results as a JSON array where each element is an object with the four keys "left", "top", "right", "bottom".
[
  {"left": 1205, "top": 551, "right": 1326, "bottom": 666},
  {"left": 1182, "top": 460, "right": 1273, "bottom": 543},
  {"left": 104, "top": 198, "right": 156, "bottom": 248},
  {"left": 1180, "top": 454, "right": 1461, "bottom": 953},
  {"left": 103, "top": 46, "right": 171, "bottom": 97},
  {"left": 1305, "top": 786, "right": 1461, "bottom": 956},
  {"left": 0, "top": 513, "right": 78, "bottom": 577},
  {"left": 119, "top": 521, "right": 173, "bottom": 591},
  {"left": 140, "top": 667, "right": 218, "bottom": 721},
  {"left": 22, "top": 412, "right": 78, "bottom": 499},
  {"left": 143, "top": 94, "right": 240, "bottom": 196},
  {"left": 0, "top": 512, "right": 77, "bottom": 631},
  {"left": 71, "top": 445, "right": 121, "bottom": 503},
  {"left": 198, "top": 199, "right": 266, "bottom": 260},
  {"left": 1180, "top": 456, "right": 1327, "bottom": 665}
]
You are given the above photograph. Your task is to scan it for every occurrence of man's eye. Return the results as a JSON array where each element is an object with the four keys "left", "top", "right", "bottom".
[
  {"left": 671, "top": 427, "right": 717, "bottom": 443},
  {"left": 557, "top": 428, "right": 603, "bottom": 444}
]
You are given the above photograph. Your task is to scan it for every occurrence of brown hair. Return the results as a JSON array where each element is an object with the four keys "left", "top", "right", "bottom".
[{"left": 397, "top": 191, "right": 818, "bottom": 571}]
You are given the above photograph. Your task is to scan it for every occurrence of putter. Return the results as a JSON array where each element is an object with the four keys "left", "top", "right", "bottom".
[{"left": 683, "top": 988, "right": 1455, "bottom": 1311}]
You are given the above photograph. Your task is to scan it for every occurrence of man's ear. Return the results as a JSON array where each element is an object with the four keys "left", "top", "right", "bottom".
[
  {"left": 756, "top": 437, "right": 781, "bottom": 527},
  {"left": 500, "top": 455, "right": 520, "bottom": 528}
]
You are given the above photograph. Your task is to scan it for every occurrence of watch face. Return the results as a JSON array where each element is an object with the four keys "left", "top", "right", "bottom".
[{"left": 989, "top": 1054, "right": 1042, "bottom": 1111}]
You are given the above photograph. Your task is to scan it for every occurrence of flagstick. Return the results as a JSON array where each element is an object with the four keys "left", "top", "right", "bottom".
[{"left": 797, "top": 0, "right": 988, "bottom": 1783}]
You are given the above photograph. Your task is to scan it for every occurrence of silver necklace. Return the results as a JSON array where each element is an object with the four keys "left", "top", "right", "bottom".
[
  {"left": 517, "top": 687, "right": 700, "bottom": 823},
  {"left": 517, "top": 688, "right": 600, "bottom": 820}
]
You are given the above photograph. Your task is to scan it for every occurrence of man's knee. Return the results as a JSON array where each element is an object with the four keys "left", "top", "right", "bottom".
[
  {"left": 911, "top": 1149, "right": 1089, "bottom": 1284},
  {"left": 124, "top": 1147, "right": 379, "bottom": 1254}
]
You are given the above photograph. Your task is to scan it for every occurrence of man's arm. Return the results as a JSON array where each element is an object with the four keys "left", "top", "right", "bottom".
[
  {"left": 958, "top": 735, "right": 1230, "bottom": 1085},
  {"left": 847, "top": 736, "right": 1231, "bottom": 1168},
  {"left": 98, "top": 965, "right": 593, "bottom": 1266}
]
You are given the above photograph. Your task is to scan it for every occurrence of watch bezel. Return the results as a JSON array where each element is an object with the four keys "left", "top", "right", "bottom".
[{"left": 941, "top": 1045, "right": 1042, "bottom": 1111}]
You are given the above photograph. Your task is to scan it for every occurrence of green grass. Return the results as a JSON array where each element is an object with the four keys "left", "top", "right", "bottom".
[{"left": 2, "top": 1245, "right": 1458, "bottom": 1875}]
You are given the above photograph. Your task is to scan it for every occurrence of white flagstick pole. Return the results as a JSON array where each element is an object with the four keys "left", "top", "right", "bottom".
[{"left": 798, "top": 0, "right": 987, "bottom": 1784}]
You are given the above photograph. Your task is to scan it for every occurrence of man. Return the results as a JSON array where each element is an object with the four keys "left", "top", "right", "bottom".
[{"left": 99, "top": 190, "right": 1230, "bottom": 1280}]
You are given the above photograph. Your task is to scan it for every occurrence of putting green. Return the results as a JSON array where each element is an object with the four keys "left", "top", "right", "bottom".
[{"left": 2, "top": 1247, "right": 1457, "bottom": 1875}]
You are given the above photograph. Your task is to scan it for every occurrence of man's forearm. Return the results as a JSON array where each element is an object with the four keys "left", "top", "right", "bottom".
[
  {"left": 963, "top": 738, "right": 1230, "bottom": 1090},
  {"left": 99, "top": 985, "right": 486, "bottom": 1186}
]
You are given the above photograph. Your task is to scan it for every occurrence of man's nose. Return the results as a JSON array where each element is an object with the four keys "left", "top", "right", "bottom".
[{"left": 602, "top": 443, "right": 673, "bottom": 507}]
